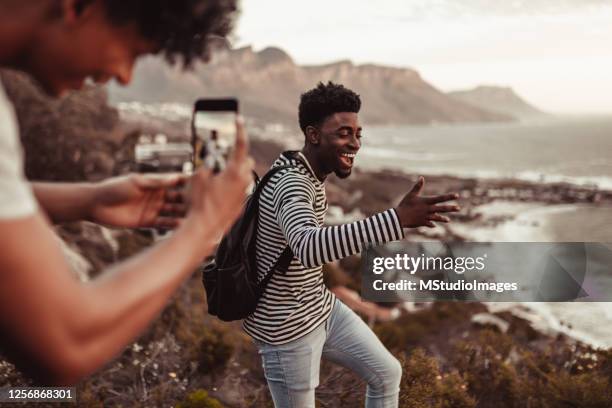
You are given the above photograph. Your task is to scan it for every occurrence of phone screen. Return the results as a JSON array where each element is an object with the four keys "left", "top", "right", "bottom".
[{"left": 192, "top": 99, "right": 238, "bottom": 172}]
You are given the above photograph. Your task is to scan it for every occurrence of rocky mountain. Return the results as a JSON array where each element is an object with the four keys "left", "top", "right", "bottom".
[
  {"left": 109, "top": 46, "right": 513, "bottom": 128},
  {"left": 1, "top": 70, "right": 122, "bottom": 182},
  {"left": 448, "top": 85, "right": 546, "bottom": 120}
]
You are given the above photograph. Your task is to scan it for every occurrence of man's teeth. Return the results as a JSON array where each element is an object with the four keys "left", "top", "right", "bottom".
[{"left": 341, "top": 153, "right": 356, "bottom": 158}]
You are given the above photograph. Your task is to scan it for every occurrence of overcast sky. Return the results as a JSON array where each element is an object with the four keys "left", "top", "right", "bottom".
[{"left": 235, "top": 0, "right": 612, "bottom": 114}]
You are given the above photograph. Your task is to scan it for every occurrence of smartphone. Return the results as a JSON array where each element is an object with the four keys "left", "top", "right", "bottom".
[{"left": 191, "top": 98, "right": 238, "bottom": 173}]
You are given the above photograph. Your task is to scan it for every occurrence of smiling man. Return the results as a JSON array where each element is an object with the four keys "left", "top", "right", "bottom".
[
  {"left": 245, "top": 82, "right": 460, "bottom": 408},
  {"left": 0, "top": 0, "right": 253, "bottom": 385}
]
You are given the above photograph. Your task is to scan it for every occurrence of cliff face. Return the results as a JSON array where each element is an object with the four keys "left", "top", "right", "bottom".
[
  {"left": 109, "top": 46, "right": 513, "bottom": 127},
  {"left": 448, "top": 85, "right": 546, "bottom": 120},
  {"left": 1, "top": 70, "right": 121, "bottom": 182}
]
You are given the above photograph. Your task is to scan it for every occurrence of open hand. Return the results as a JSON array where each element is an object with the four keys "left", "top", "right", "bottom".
[
  {"left": 90, "top": 173, "right": 187, "bottom": 229},
  {"left": 395, "top": 176, "right": 460, "bottom": 228}
]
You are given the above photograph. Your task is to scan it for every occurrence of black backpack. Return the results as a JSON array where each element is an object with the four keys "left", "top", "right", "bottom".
[{"left": 201, "top": 164, "right": 295, "bottom": 321}]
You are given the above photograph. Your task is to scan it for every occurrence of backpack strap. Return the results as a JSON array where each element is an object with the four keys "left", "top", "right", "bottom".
[
  {"left": 253, "top": 164, "right": 292, "bottom": 195},
  {"left": 251, "top": 170, "right": 260, "bottom": 186},
  {"left": 253, "top": 163, "right": 297, "bottom": 289},
  {"left": 258, "top": 245, "right": 293, "bottom": 293}
]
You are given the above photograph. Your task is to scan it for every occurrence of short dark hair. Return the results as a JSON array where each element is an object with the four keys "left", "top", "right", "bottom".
[
  {"left": 298, "top": 81, "right": 361, "bottom": 133},
  {"left": 81, "top": 0, "right": 239, "bottom": 67}
]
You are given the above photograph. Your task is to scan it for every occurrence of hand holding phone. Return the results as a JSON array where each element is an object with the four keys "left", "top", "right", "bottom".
[{"left": 186, "top": 115, "right": 255, "bottom": 239}]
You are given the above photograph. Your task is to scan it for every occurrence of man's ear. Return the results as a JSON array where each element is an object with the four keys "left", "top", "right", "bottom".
[{"left": 305, "top": 126, "right": 320, "bottom": 145}]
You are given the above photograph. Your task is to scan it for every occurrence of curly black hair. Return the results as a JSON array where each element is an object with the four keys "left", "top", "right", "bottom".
[
  {"left": 298, "top": 81, "right": 361, "bottom": 134},
  {"left": 77, "top": 0, "right": 238, "bottom": 67}
]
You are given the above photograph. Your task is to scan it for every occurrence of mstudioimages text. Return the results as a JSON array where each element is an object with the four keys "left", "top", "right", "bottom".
[
  {"left": 370, "top": 253, "right": 519, "bottom": 293},
  {"left": 372, "top": 279, "right": 519, "bottom": 293}
]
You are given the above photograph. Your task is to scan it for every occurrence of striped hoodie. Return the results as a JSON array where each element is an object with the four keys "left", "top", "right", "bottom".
[{"left": 243, "top": 151, "right": 404, "bottom": 344}]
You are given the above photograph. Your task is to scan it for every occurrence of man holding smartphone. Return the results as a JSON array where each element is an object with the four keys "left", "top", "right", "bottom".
[
  {"left": 0, "top": 0, "right": 253, "bottom": 385},
  {"left": 245, "top": 82, "right": 460, "bottom": 407}
]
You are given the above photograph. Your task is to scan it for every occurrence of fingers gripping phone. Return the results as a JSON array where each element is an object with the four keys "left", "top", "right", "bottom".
[{"left": 191, "top": 98, "right": 238, "bottom": 173}]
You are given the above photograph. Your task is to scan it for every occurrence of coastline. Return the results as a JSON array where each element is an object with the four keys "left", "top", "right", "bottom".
[{"left": 448, "top": 202, "right": 612, "bottom": 242}]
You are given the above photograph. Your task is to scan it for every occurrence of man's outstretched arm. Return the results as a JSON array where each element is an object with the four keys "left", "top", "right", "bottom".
[
  {"left": 0, "top": 211, "right": 213, "bottom": 385},
  {"left": 0, "top": 121, "right": 254, "bottom": 385},
  {"left": 274, "top": 175, "right": 459, "bottom": 268},
  {"left": 32, "top": 173, "right": 186, "bottom": 229},
  {"left": 31, "top": 182, "right": 96, "bottom": 223}
]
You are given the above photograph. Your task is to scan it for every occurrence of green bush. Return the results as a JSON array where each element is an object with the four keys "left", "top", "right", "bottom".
[
  {"left": 375, "top": 302, "right": 487, "bottom": 350},
  {"left": 451, "top": 329, "right": 612, "bottom": 408},
  {"left": 399, "top": 348, "right": 475, "bottom": 408},
  {"left": 536, "top": 371, "right": 612, "bottom": 408},
  {"left": 176, "top": 389, "right": 224, "bottom": 408},
  {"left": 195, "top": 326, "right": 234, "bottom": 373},
  {"left": 169, "top": 305, "right": 234, "bottom": 374},
  {"left": 452, "top": 329, "right": 521, "bottom": 407},
  {"left": 156, "top": 282, "right": 234, "bottom": 375}
]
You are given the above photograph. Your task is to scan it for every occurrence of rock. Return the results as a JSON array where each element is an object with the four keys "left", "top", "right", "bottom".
[
  {"left": 471, "top": 312, "right": 510, "bottom": 333},
  {"left": 56, "top": 236, "right": 91, "bottom": 282},
  {"left": 1, "top": 69, "right": 120, "bottom": 182}
]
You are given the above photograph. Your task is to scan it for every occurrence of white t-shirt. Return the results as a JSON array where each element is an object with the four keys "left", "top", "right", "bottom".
[{"left": 0, "top": 80, "right": 37, "bottom": 219}]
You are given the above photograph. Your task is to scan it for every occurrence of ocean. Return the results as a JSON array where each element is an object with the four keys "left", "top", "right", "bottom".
[
  {"left": 358, "top": 115, "right": 612, "bottom": 190},
  {"left": 358, "top": 117, "right": 612, "bottom": 349}
]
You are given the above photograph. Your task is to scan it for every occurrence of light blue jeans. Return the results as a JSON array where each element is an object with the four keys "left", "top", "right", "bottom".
[{"left": 253, "top": 299, "right": 402, "bottom": 408}]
